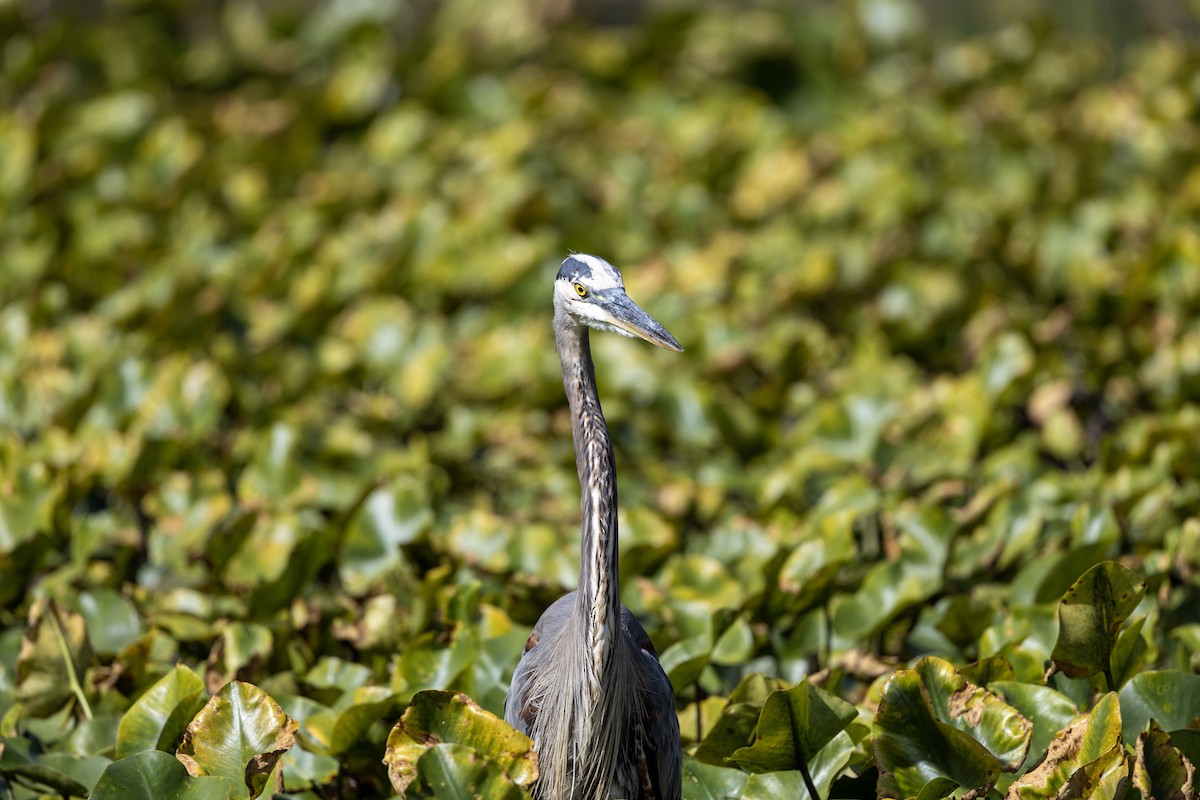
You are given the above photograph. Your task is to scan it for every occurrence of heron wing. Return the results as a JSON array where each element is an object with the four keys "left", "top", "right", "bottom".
[
  {"left": 623, "top": 609, "right": 682, "bottom": 800},
  {"left": 504, "top": 592, "right": 578, "bottom": 735}
]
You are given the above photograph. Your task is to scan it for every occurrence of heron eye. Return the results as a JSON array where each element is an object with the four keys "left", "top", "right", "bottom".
[{"left": 573, "top": 283, "right": 588, "bottom": 298}]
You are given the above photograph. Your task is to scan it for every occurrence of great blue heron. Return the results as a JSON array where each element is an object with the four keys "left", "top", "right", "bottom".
[{"left": 505, "top": 254, "right": 683, "bottom": 800}]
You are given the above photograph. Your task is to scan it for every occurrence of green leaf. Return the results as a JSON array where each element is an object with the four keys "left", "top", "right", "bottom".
[
  {"left": 1050, "top": 561, "right": 1145, "bottom": 683},
  {"left": 0, "top": 736, "right": 91, "bottom": 797},
  {"left": 304, "top": 656, "right": 373, "bottom": 697},
  {"left": 37, "top": 752, "right": 112, "bottom": 795},
  {"left": 1119, "top": 671, "right": 1200, "bottom": 744},
  {"left": 958, "top": 655, "right": 1016, "bottom": 687},
  {"left": 1171, "top": 730, "right": 1200, "bottom": 770},
  {"left": 91, "top": 750, "right": 243, "bottom": 800},
  {"left": 659, "top": 632, "right": 712, "bottom": 693},
  {"left": 912, "top": 657, "right": 1031, "bottom": 771},
  {"left": 775, "top": 519, "right": 857, "bottom": 612},
  {"left": 1008, "top": 542, "right": 1115, "bottom": 607},
  {"left": 739, "top": 731, "right": 856, "bottom": 800},
  {"left": 206, "top": 623, "right": 273, "bottom": 690},
  {"left": 393, "top": 625, "right": 477, "bottom": 700},
  {"left": 73, "top": 589, "right": 144, "bottom": 656},
  {"left": 117, "top": 664, "right": 207, "bottom": 758},
  {"left": 339, "top": 480, "right": 432, "bottom": 593},
  {"left": 235, "top": 422, "right": 312, "bottom": 508},
  {"left": 57, "top": 713, "right": 121, "bottom": 757},
  {"left": 175, "top": 681, "right": 298, "bottom": 799},
  {"left": 690, "top": 675, "right": 786, "bottom": 768},
  {"left": 304, "top": 685, "right": 396, "bottom": 756},
  {"left": 274, "top": 695, "right": 340, "bottom": 790},
  {"left": 383, "top": 690, "right": 537, "bottom": 796},
  {"left": 1110, "top": 615, "right": 1151, "bottom": 689},
  {"left": 911, "top": 776, "right": 958, "bottom": 800},
  {"left": 414, "top": 743, "right": 531, "bottom": 799},
  {"left": 680, "top": 758, "right": 749, "bottom": 799},
  {"left": 729, "top": 681, "right": 856, "bottom": 772},
  {"left": 15, "top": 598, "right": 94, "bottom": 718},
  {"left": 833, "top": 506, "right": 956, "bottom": 639},
  {"left": 741, "top": 769, "right": 826, "bottom": 800},
  {"left": 711, "top": 615, "right": 755, "bottom": 666},
  {"left": 991, "top": 681, "right": 1079, "bottom": 773},
  {"left": 280, "top": 743, "right": 339, "bottom": 792},
  {"left": 0, "top": 459, "right": 59, "bottom": 556}
]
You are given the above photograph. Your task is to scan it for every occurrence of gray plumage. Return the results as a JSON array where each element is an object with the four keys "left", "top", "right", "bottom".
[{"left": 505, "top": 255, "right": 682, "bottom": 800}]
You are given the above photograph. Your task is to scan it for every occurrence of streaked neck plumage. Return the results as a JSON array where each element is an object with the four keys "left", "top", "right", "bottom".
[{"left": 553, "top": 311, "right": 621, "bottom": 700}]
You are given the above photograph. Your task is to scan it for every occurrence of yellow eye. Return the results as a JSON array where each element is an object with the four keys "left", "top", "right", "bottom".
[{"left": 573, "top": 283, "right": 588, "bottom": 298}]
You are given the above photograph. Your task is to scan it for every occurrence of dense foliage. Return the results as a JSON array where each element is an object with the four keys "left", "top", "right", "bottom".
[{"left": 2, "top": 0, "right": 1200, "bottom": 797}]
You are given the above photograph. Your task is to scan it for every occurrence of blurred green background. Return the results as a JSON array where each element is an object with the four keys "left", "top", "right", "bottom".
[{"left": 3, "top": 0, "right": 1200, "bottom": 797}]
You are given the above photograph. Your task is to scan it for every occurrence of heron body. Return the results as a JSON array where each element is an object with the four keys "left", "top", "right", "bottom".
[{"left": 505, "top": 255, "right": 682, "bottom": 800}]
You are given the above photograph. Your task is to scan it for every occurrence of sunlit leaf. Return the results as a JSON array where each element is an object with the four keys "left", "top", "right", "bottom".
[
  {"left": 912, "top": 657, "right": 1031, "bottom": 770},
  {"left": 116, "top": 664, "right": 207, "bottom": 758},
  {"left": 175, "top": 681, "right": 298, "bottom": 799}
]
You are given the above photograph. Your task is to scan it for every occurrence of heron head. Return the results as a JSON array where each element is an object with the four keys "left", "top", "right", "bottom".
[{"left": 554, "top": 254, "right": 683, "bottom": 352}]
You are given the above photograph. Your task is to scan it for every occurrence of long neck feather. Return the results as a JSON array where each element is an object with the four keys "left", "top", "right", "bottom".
[{"left": 555, "top": 318, "right": 621, "bottom": 698}]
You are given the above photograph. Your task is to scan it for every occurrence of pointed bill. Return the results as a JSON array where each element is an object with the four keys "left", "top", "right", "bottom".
[{"left": 598, "top": 293, "right": 683, "bottom": 352}]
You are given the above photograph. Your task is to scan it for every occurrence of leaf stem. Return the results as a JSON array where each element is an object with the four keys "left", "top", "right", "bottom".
[
  {"left": 797, "top": 746, "right": 820, "bottom": 800},
  {"left": 46, "top": 606, "right": 92, "bottom": 722}
]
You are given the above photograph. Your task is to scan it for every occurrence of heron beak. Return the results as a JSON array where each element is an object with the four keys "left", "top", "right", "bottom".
[{"left": 601, "top": 292, "right": 684, "bottom": 352}]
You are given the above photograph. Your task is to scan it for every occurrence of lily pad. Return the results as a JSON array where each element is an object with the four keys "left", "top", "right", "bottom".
[
  {"left": 91, "top": 750, "right": 243, "bottom": 800},
  {"left": 383, "top": 690, "right": 537, "bottom": 796},
  {"left": 175, "top": 681, "right": 298, "bottom": 799},
  {"left": 873, "top": 657, "right": 1030, "bottom": 799}
]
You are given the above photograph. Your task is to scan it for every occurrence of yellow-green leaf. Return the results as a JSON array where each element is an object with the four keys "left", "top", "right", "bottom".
[{"left": 175, "top": 681, "right": 298, "bottom": 799}]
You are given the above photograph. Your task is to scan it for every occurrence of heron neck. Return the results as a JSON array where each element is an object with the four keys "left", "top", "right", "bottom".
[{"left": 555, "top": 318, "right": 621, "bottom": 687}]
